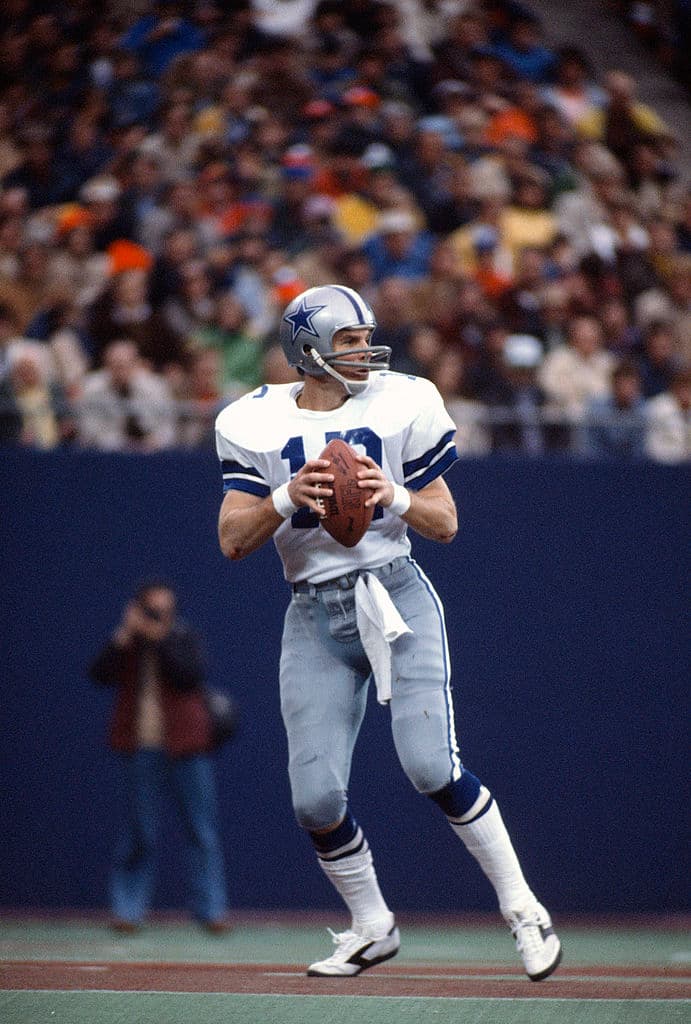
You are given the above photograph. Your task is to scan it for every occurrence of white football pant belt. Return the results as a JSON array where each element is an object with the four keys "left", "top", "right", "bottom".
[{"left": 354, "top": 573, "right": 412, "bottom": 704}]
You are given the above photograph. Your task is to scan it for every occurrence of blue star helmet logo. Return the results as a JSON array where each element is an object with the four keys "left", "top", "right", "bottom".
[{"left": 283, "top": 297, "right": 327, "bottom": 343}]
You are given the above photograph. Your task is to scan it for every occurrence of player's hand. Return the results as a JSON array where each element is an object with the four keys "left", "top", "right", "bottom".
[
  {"left": 355, "top": 454, "right": 393, "bottom": 509},
  {"left": 287, "top": 459, "right": 335, "bottom": 518}
]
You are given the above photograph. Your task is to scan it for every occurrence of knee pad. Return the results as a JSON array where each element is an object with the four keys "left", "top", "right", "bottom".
[
  {"left": 293, "top": 789, "right": 347, "bottom": 833},
  {"left": 396, "top": 739, "right": 454, "bottom": 796}
]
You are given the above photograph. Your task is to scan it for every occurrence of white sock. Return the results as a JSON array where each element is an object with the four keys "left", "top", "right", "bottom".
[
  {"left": 448, "top": 787, "right": 535, "bottom": 916},
  {"left": 318, "top": 844, "right": 394, "bottom": 937}
]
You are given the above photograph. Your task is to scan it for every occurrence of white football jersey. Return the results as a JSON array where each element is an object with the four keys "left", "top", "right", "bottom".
[{"left": 215, "top": 371, "right": 458, "bottom": 583}]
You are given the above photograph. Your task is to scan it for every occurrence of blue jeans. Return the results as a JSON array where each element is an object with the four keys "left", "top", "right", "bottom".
[{"left": 110, "top": 750, "right": 227, "bottom": 924}]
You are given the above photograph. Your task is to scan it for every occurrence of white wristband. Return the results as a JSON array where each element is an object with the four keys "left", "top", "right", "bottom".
[
  {"left": 388, "top": 483, "right": 411, "bottom": 517},
  {"left": 271, "top": 482, "right": 298, "bottom": 518}
]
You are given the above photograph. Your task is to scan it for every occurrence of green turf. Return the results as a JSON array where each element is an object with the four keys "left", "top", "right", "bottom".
[
  {"left": 0, "top": 991, "right": 688, "bottom": 1024},
  {"left": 1, "top": 918, "right": 688, "bottom": 1024},
  {"left": 0, "top": 919, "right": 688, "bottom": 966}
]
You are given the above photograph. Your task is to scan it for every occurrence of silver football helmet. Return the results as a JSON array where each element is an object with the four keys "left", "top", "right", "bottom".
[{"left": 279, "top": 285, "right": 390, "bottom": 395}]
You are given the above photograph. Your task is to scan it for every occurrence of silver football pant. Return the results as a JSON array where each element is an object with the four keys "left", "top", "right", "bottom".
[{"left": 279, "top": 556, "right": 462, "bottom": 831}]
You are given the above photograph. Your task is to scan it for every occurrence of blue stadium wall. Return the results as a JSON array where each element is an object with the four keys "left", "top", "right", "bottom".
[{"left": 1, "top": 448, "right": 688, "bottom": 916}]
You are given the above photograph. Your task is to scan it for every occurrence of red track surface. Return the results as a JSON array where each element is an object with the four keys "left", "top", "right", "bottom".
[{"left": 1, "top": 961, "right": 689, "bottom": 1000}]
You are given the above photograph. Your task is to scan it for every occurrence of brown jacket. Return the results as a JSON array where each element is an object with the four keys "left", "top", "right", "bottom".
[{"left": 89, "top": 626, "right": 213, "bottom": 757}]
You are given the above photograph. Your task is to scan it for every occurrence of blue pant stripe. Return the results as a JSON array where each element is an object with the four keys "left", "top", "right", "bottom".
[{"left": 406, "top": 557, "right": 461, "bottom": 782}]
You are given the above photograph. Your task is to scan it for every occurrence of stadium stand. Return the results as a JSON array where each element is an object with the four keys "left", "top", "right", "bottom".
[{"left": 0, "top": 0, "right": 688, "bottom": 460}]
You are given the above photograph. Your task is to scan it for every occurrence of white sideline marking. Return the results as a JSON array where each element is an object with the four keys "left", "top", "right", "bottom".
[
  {"left": 8, "top": 991, "right": 691, "bottom": 1003},
  {"left": 264, "top": 969, "right": 689, "bottom": 984}
]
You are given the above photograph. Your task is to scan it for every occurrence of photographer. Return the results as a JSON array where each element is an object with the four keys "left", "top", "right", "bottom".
[{"left": 89, "top": 580, "right": 229, "bottom": 933}]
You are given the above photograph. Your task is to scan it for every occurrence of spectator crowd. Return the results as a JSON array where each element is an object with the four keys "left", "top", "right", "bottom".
[{"left": 0, "top": 0, "right": 688, "bottom": 461}]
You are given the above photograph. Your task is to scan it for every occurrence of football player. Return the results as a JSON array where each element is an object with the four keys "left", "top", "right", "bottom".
[{"left": 215, "top": 284, "right": 561, "bottom": 980}]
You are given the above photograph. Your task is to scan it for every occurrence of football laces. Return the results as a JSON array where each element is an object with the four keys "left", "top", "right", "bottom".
[{"left": 314, "top": 482, "right": 326, "bottom": 518}]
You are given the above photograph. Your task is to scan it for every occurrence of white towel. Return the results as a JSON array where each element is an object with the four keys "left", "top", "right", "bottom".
[{"left": 354, "top": 573, "right": 412, "bottom": 705}]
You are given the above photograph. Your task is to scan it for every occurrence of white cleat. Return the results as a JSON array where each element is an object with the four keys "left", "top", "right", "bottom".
[
  {"left": 307, "top": 924, "right": 400, "bottom": 977},
  {"left": 504, "top": 902, "right": 562, "bottom": 982}
]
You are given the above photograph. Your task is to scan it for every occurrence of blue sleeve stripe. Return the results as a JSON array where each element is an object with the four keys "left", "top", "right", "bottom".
[
  {"left": 220, "top": 456, "right": 269, "bottom": 495},
  {"left": 403, "top": 431, "right": 456, "bottom": 482},
  {"left": 406, "top": 445, "right": 458, "bottom": 491},
  {"left": 222, "top": 478, "right": 271, "bottom": 497},
  {"left": 222, "top": 458, "right": 258, "bottom": 475}
]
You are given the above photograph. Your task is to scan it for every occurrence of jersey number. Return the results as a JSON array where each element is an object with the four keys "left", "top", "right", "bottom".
[{"left": 280, "top": 430, "right": 383, "bottom": 528}]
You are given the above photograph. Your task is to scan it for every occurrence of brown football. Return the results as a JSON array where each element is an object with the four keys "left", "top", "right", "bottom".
[{"left": 317, "top": 438, "right": 374, "bottom": 547}]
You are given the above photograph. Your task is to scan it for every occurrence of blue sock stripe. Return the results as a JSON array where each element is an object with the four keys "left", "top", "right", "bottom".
[
  {"left": 317, "top": 833, "right": 368, "bottom": 863},
  {"left": 428, "top": 770, "right": 482, "bottom": 818},
  {"left": 309, "top": 810, "right": 358, "bottom": 854},
  {"left": 451, "top": 794, "right": 494, "bottom": 827}
]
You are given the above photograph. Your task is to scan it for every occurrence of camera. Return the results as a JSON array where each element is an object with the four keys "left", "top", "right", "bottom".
[{"left": 140, "top": 603, "right": 164, "bottom": 623}]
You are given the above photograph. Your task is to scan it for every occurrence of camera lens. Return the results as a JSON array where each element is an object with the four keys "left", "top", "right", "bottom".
[{"left": 141, "top": 605, "right": 164, "bottom": 622}]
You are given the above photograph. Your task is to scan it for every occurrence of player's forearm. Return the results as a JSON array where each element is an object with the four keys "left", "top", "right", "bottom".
[
  {"left": 402, "top": 489, "right": 458, "bottom": 543},
  {"left": 218, "top": 498, "right": 283, "bottom": 560}
]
